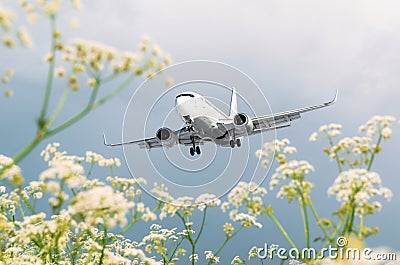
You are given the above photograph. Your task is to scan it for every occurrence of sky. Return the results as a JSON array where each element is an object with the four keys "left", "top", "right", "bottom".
[{"left": 1, "top": 0, "right": 400, "bottom": 263}]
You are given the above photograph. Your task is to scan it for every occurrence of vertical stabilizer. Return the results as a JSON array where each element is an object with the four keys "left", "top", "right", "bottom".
[{"left": 229, "top": 87, "right": 238, "bottom": 118}]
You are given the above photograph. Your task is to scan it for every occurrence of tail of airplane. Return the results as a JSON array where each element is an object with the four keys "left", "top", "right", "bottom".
[{"left": 229, "top": 87, "right": 238, "bottom": 118}]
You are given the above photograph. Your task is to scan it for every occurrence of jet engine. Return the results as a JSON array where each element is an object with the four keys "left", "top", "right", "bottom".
[
  {"left": 156, "top": 127, "right": 176, "bottom": 147},
  {"left": 233, "top": 113, "right": 254, "bottom": 132}
]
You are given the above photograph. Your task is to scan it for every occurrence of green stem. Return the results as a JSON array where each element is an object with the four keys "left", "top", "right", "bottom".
[
  {"left": 358, "top": 215, "right": 364, "bottom": 240},
  {"left": 39, "top": 15, "right": 57, "bottom": 125},
  {"left": 206, "top": 226, "right": 243, "bottom": 265},
  {"left": 267, "top": 213, "right": 297, "bottom": 250},
  {"left": 45, "top": 85, "right": 72, "bottom": 129},
  {"left": 176, "top": 212, "right": 196, "bottom": 265},
  {"left": 47, "top": 72, "right": 135, "bottom": 138},
  {"left": 168, "top": 238, "right": 184, "bottom": 262},
  {"left": 297, "top": 187, "right": 310, "bottom": 249},
  {"left": 317, "top": 218, "right": 343, "bottom": 257},
  {"left": 328, "top": 135, "right": 342, "bottom": 173},
  {"left": 367, "top": 134, "right": 382, "bottom": 171},
  {"left": 98, "top": 226, "right": 108, "bottom": 265},
  {"left": 46, "top": 82, "right": 100, "bottom": 137},
  {"left": 308, "top": 199, "right": 332, "bottom": 243},
  {"left": 347, "top": 202, "right": 356, "bottom": 235},
  {"left": 118, "top": 218, "right": 138, "bottom": 235},
  {"left": 0, "top": 136, "right": 41, "bottom": 176},
  {"left": 194, "top": 207, "right": 207, "bottom": 244}
]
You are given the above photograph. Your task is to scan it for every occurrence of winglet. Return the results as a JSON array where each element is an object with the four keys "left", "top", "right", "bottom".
[
  {"left": 103, "top": 132, "right": 111, "bottom": 147},
  {"left": 229, "top": 86, "right": 238, "bottom": 118},
  {"left": 326, "top": 89, "right": 338, "bottom": 106}
]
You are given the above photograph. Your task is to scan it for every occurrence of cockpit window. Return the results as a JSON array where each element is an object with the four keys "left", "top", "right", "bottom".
[{"left": 176, "top": 93, "right": 195, "bottom": 98}]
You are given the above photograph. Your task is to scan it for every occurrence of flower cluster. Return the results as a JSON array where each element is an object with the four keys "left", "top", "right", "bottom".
[
  {"left": 69, "top": 185, "right": 132, "bottom": 228},
  {"left": 0, "top": 154, "right": 23, "bottom": 185},
  {"left": 221, "top": 182, "right": 266, "bottom": 231},
  {"left": 1, "top": 68, "right": 14, "bottom": 97},
  {"left": 359, "top": 115, "right": 396, "bottom": 139},
  {"left": 309, "top": 116, "right": 396, "bottom": 170},
  {"left": 1, "top": 2, "right": 33, "bottom": 48},
  {"left": 205, "top": 250, "right": 220, "bottom": 264},
  {"left": 18, "top": 0, "right": 83, "bottom": 18},
  {"left": 52, "top": 36, "right": 170, "bottom": 92},
  {"left": 141, "top": 224, "right": 186, "bottom": 264},
  {"left": 256, "top": 138, "right": 296, "bottom": 166},
  {"left": 257, "top": 138, "right": 315, "bottom": 203},
  {"left": 328, "top": 169, "right": 392, "bottom": 216}
]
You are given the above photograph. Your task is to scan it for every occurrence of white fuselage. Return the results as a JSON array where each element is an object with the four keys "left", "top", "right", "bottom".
[{"left": 175, "top": 92, "right": 233, "bottom": 146}]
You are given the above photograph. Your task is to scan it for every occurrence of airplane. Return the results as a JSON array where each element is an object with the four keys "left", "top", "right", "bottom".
[{"left": 104, "top": 88, "right": 337, "bottom": 156}]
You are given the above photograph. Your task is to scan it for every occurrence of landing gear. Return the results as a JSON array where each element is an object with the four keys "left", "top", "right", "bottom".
[
  {"left": 189, "top": 135, "right": 201, "bottom": 156},
  {"left": 230, "top": 139, "right": 235, "bottom": 148},
  {"left": 236, "top": 138, "right": 241, "bottom": 147}
]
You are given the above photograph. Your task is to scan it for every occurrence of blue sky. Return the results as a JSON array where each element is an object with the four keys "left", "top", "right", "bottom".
[{"left": 1, "top": 0, "right": 400, "bottom": 262}]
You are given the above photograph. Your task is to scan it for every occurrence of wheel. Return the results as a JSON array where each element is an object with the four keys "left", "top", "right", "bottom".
[
  {"left": 236, "top": 138, "right": 241, "bottom": 147},
  {"left": 190, "top": 147, "right": 195, "bottom": 156},
  {"left": 195, "top": 146, "right": 201, "bottom": 155},
  {"left": 229, "top": 139, "right": 235, "bottom": 148}
]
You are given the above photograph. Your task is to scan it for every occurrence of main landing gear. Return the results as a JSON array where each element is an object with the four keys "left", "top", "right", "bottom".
[
  {"left": 229, "top": 138, "right": 241, "bottom": 148},
  {"left": 229, "top": 129, "right": 241, "bottom": 148},
  {"left": 189, "top": 135, "right": 201, "bottom": 156}
]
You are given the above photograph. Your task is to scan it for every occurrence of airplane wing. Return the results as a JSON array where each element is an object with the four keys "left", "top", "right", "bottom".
[
  {"left": 250, "top": 90, "right": 338, "bottom": 134},
  {"left": 103, "top": 128, "right": 208, "bottom": 149}
]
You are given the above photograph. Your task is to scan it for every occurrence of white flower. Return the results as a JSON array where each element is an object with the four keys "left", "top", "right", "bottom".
[
  {"left": 231, "top": 255, "right": 245, "bottom": 264},
  {"left": 309, "top": 132, "right": 318, "bottom": 142},
  {"left": 328, "top": 169, "right": 392, "bottom": 215},
  {"left": 195, "top": 193, "right": 221, "bottom": 210},
  {"left": 189, "top": 254, "right": 199, "bottom": 263},
  {"left": 319, "top": 125, "right": 328, "bottom": 133},
  {"left": 0, "top": 154, "right": 23, "bottom": 184},
  {"left": 381, "top": 127, "right": 392, "bottom": 139},
  {"left": 233, "top": 213, "right": 262, "bottom": 228},
  {"left": 205, "top": 250, "right": 220, "bottom": 263},
  {"left": 69, "top": 186, "right": 131, "bottom": 228}
]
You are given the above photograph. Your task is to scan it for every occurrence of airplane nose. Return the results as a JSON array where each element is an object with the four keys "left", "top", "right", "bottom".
[{"left": 175, "top": 93, "right": 195, "bottom": 106}]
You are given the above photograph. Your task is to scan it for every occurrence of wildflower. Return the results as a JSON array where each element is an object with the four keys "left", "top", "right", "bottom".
[
  {"left": 69, "top": 186, "right": 131, "bottom": 228},
  {"left": 189, "top": 254, "right": 199, "bottom": 263},
  {"left": 195, "top": 193, "right": 221, "bottom": 210},
  {"left": 231, "top": 256, "right": 245, "bottom": 265},
  {"left": 0, "top": 4, "right": 14, "bottom": 31},
  {"left": 381, "top": 127, "right": 392, "bottom": 140},
  {"left": 17, "top": 27, "right": 33, "bottom": 47},
  {"left": 6, "top": 69, "right": 14, "bottom": 76},
  {"left": 308, "top": 132, "right": 318, "bottom": 142},
  {"left": 1, "top": 76, "right": 9, "bottom": 83},
  {"left": 233, "top": 213, "right": 262, "bottom": 228},
  {"left": 43, "top": 52, "right": 53, "bottom": 62},
  {"left": 0, "top": 154, "right": 24, "bottom": 185},
  {"left": 359, "top": 115, "right": 396, "bottom": 138},
  {"left": 205, "top": 250, "right": 220, "bottom": 263},
  {"left": 152, "top": 45, "right": 161, "bottom": 56},
  {"left": 87, "top": 78, "right": 97, "bottom": 87},
  {"left": 54, "top": 66, "right": 65, "bottom": 77},
  {"left": 328, "top": 169, "right": 392, "bottom": 216},
  {"left": 2, "top": 36, "right": 15, "bottom": 48},
  {"left": 223, "top": 222, "right": 234, "bottom": 237},
  {"left": 248, "top": 246, "right": 262, "bottom": 259}
]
